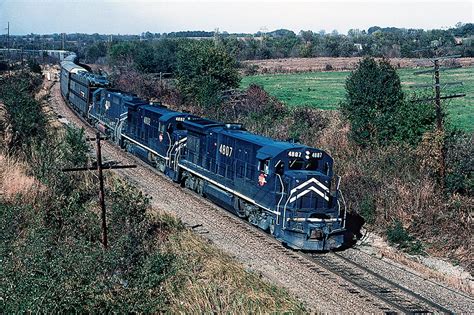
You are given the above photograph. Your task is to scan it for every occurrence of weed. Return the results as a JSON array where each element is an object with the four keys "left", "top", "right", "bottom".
[
  {"left": 359, "top": 196, "right": 376, "bottom": 224},
  {"left": 386, "top": 220, "right": 425, "bottom": 255},
  {"left": 387, "top": 220, "right": 412, "bottom": 246}
]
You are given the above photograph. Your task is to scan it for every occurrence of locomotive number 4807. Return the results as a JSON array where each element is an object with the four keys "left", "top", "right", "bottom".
[{"left": 219, "top": 144, "right": 233, "bottom": 157}]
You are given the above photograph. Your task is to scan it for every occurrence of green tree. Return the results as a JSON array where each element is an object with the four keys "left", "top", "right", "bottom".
[
  {"left": 108, "top": 42, "right": 137, "bottom": 66},
  {"left": 395, "top": 92, "right": 436, "bottom": 145},
  {"left": 341, "top": 57, "right": 404, "bottom": 146},
  {"left": 85, "top": 42, "right": 107, "bottom": 63},
  {"left": 176, "top": 41, "right": 240, "bottom": 109}
]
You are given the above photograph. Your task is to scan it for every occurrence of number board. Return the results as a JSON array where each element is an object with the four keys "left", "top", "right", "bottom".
[{"left": 219, "top": 144, "right": 233, "bottom": 157}]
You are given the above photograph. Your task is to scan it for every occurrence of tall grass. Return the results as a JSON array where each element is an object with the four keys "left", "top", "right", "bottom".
[{"left": 164, "top": 230, "right": 305, "bottom": 313}]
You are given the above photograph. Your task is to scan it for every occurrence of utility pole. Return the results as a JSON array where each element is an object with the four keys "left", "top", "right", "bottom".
[
  {"left": 412, "top": 53, "right": 465, "bottom": 185},
  {"left": 6, "top": 22, "right": 9, "bottom": 58},
  {"left": 96, "top": 132, "right": 107, "bottom": 247},
  {"left": 434, "top": 59, "right": 442, "bottom": 131},
  {"left": 433, "top": 58, "right": 446, "bottom": 180},
  {"left": 62, "top": 132, "right": 136, "bottom": 249},
  {"left": 5, "top": 22, "right": 10, "bottom": 76},
  {"left": 21, "top": 47, "right": 24, "bottom": 69}
]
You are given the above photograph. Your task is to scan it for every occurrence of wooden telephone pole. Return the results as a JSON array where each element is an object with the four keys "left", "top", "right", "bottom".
[
  {"left": 6, "top": 22, "right": 9, "bottom": 58},
  {"left": 412, "top": 54, "right": 466, "bottom": 183},
  {"left": 62, "top": 132, "right": 136, "bottom": 248}
]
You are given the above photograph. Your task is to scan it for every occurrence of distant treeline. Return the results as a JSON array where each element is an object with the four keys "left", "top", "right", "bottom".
[{"left": 3, "top": 23, "right": 473, "bottom": 62}]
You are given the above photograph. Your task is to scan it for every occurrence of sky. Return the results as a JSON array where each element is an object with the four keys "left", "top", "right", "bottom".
[{"left": 0, "top": 0, "right": 472, "bottom": 35}]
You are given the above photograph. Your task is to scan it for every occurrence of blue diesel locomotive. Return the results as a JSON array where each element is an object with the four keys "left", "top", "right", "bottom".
[
  {"left": 60, "top": 54, "right": 346, "bottom": 251},
  {"left": 179, "top": 118, "right": 345, "bottom": 250}
]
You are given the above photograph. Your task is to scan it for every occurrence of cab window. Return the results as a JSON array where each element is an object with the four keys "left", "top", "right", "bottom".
[
  {"left": 159, "top": 122, "right": 165, "bottom": 133},
  {"left": 306, "top": 158, "right": 318, "bottom": 171},
  {"left": 258, "top": 159, "right": 270, "bottom": 175},
  {"left": 289, "top": 158, "right": 304, "bottom": 170},
  {"left": 324, "top": 162, "right": 330, "bottom": 175}
]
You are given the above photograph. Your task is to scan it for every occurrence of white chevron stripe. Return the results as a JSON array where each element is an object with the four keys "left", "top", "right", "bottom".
[
  {"left": 289, "top": 186, "right": 329, "bottom": 203},
  {"left": 290, "top": 177, "right": 329, "bottom": 195}
]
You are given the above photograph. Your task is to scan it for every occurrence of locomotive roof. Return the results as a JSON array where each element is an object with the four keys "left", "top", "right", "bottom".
[
  {"left": 218, "top": 128, "right": 309, "bottom": 159},
  {"left": 139, "top": 105, "right": 193, "bottom": 121},
  {"left": 184, "top": 118, "right": 224, "bottom": 131},
  {"left": 101, "top": 89, "right": 147, "bottom": 106},
  {"left": 184, "top": 118, "right": 316, "bottom": 159},
  {"left": 63, "top": 54, "right": 77, "bottom": 62},
  {"left": 141, "top": 104, "right": 178, "bottom": 115}
]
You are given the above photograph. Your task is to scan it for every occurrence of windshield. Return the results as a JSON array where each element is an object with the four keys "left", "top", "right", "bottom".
[{"left": 289, "top": 158, "right": 319, "bottom": 171}]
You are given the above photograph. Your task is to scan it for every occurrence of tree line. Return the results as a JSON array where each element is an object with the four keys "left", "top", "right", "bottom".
[
  {"left": 3, "top": 23, "right": 473, "bottom": 63},
  {"left": 91, "top": 23, "right": 474, "bottom": 63}
]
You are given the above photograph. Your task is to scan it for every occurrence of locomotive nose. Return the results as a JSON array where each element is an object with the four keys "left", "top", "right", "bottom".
[{"left": 286, "top": 174, "right": 331, "bottom": 210}]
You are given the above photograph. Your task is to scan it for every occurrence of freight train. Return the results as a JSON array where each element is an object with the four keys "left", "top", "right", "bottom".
[{"left": 60, "top": 53, "right": 347, "bottom": 251}]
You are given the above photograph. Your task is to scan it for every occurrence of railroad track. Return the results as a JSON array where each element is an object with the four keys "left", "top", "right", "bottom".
[
  {"left": 178, "top": 194, "right": 454, "bottom": 314},
  {"left": 308, "top": 252, "right": 453, "bottom": 314},
  {"left": 52, "top": 81, "right": 459, "bottom": 314}
]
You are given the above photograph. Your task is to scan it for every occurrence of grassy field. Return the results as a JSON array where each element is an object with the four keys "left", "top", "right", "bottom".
[{"left": 241, "top": 67, "right": 474, "bottom": 131}]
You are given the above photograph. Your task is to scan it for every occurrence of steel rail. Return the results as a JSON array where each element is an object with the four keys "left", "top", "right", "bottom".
[{"left": 308, "top": 252, "right": 453, "bottom": 314}]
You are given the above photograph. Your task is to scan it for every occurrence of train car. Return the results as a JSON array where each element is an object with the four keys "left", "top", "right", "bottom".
[
  {"left": 69, "top": 71, "right": 109, "bottom": 116},
  {"left": 60, "top": 54, "right": 86, "bottom": 100},
  {"left": 178, "top": 118, "right": 345, "bottom": 250},
  {"left": 60, "top": 54, "right": 109, "bottom": 116},
  {"left": 122, "top": 103, "right": 198, "bottom": 172}
]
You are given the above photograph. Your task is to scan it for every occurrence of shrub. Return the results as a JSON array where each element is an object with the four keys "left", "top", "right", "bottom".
[
  {"left": 387, "top": 220, "right": 411, "bottom": 246},
  {"left": 0, "top": 61, "right": 8, "bottom": 72},
  {"left": 386, "top": 220, "right": 424, "bottom": 255},
  {"left": 176, "top": 41, "right": 240, "bottom": 110},
  {"left": 341, "top": 57, "right": 404, "bottom": 146},
  {"left": 359, "top": 196, "right": 376, "bottom": 224},
  {"left": 395, "top": 92, "right": 436, "bottom": 145},
  {"left": 0, "top": 73, "right": 45, "bottom": 155},
  {"left": 445, "top": 130, "right": 474, "bottom": 196},
  {"left": 288, "top": 107, "right": 328, "bottom": 143},
  {"left": 28, "top": 59, "right": 42, "bottom": 74},
  {"left": 62, "top": 126, "right": 89, "bottom": 167},
  {"left": 237, "top": 84, "right": 288, "bottom": 138},
  {"left": 243, "top": 64, "right": 259, "bottom": 75}
]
